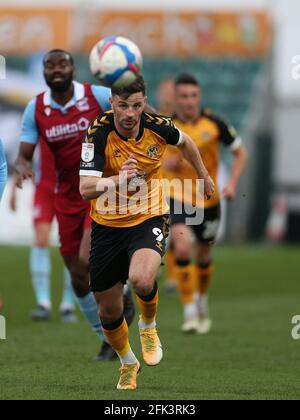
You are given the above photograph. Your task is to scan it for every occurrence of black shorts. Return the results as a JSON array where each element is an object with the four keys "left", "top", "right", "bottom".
[
  {"left": 169, "top": 199, "right": 221, "bottom": 244},
  {"left": 89, "top": 215, "right": 170, "bottom": 292}
]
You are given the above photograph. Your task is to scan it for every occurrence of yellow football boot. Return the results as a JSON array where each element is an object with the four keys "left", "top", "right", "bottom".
[
  {"left": 117, "top": 362, "right": 141, "bottom": 391},
  {"left": 139, "top": 327, "right": 163, "bottom": 366}
]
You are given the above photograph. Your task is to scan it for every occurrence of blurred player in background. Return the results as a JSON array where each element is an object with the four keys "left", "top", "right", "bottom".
[
  {"left": 0, "top": 138, "right": 8, "bottom": 312},
  {"left": 10, "top": 140, "right": 76, "bottom": 323},
  {"left": 156, "top": 78, "right": 175, "bottom": 116},
  {"left": 79, "top": 76, "right": 215, "bottom": 390},
  {"left": 163, "top": 74, "right": 248, "bottom": 334},
  {"left": 15, "top": 50, "right": 135, "bottom": 361},
  {"left": 155, "top": 78, "right": 178, "bottom": 292}
]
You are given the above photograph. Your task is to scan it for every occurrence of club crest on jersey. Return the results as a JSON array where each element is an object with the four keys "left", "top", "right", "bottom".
[
  {"left": 77, "top": 98, "right": 90, "bottom": 112},
  {"left": 147, "top": 145, "right": 159, "bottom": 159},
  {"left": 81, "top": 143, "right": 94, "bottom": 163}
]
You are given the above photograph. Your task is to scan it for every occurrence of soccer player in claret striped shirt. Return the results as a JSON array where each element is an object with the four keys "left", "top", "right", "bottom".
[{"left": 79, "top": 76, "right": 215, "bottom": 390}]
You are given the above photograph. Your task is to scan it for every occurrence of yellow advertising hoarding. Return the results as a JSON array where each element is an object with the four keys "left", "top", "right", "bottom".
[{"left": 0, "top": 7, "right": 271, "bottom": 57}]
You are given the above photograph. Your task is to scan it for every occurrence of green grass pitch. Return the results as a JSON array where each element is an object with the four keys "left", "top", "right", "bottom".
[{"left": 0, "top": 245, "right": 299, "bottom": 400}]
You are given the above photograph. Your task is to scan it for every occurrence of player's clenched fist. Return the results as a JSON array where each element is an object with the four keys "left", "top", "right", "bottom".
[
  {"left": 204, "top": 175, "right": 215, "bottom": 201},
  {"left": 120, "top": 155, "right": 139, "bottom": 183}
]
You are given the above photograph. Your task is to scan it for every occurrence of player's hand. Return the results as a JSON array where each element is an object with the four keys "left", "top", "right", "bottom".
[
  {"left": 204, "top": 175, "right": 215, "bottom": 201},
  {"left": 15, "top": 161, "right": 35, "bottom": 189},
  {"left": 120, "top": 155, "right": 139, "bottom": 183},
  {"left": 222, "top": 183, "right": 236, "bottom": 201}
]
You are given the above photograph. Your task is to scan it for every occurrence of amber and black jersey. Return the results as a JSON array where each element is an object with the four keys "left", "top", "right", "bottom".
[
  {"left": 163, "top": 109, "right": 241, "bottom": 209},
  {"left": 80, "top": 111, "right": 183, "bottom": 227}
]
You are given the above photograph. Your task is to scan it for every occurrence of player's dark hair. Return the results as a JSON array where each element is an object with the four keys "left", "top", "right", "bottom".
[
  {"left": 175, "top": 73, "right": 200, "bottom": 87},
  {"left": 43, "top": 49, "right": 74, "bottom": 65},
  {"left": 111, "top": 75, "right": 146, "bottom": 99}
]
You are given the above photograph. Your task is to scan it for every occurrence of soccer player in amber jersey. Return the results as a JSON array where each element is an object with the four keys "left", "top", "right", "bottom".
[
  {"left": 79, "top": 76, "right": 215, "bottom": 390},
  {"left": 163, "top": 74, "right": 248, "bottom": 334},
  {"left": 15, "top": 50, "right": 135, "bottom": 361}
]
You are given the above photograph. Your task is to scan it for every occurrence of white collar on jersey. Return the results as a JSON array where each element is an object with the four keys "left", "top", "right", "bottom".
[{"left": 43, "top": 81, "right": 85, "bottom": 110}]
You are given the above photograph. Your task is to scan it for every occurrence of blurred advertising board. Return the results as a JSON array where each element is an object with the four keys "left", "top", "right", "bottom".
[
  {"left": 0, "top": 7, "right": 72, "bottom": 54},
  {"left": 0, "top": 7, "right": 271, "bottom": 57}
]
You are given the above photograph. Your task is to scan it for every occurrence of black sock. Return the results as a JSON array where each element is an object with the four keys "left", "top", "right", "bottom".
[
  {"left": 101, "top": 315, "right": 124, "bottom": 331},
  {"left": 176, "top": 259, "right": 191, "bottom": 267},
  {"left": 137, "top": 281, "right": 158, "bottom": 302}
]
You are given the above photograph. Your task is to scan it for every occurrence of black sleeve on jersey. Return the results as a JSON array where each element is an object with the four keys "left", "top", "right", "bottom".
[
  {"left": 144, "top": 114, "right": 181, "bottom": 146},
  {"left": 80, "top": 120, "right": 108, "bottom": 174},
  {"left": 204, "top": 111, "right": 237, "bottom": 147}
]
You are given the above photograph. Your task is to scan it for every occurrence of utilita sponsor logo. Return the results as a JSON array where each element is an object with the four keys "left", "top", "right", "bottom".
[{"left": 46, "top": 118, "right": 90, "bottom": 141}]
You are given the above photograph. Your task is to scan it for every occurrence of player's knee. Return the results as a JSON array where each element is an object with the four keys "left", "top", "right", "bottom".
[
  {"left": 129, "top": 273, "right": 154, "bottom": 296},
  {"left": 176, "top": 248, "right": 191, "bottom": 261},
  {"left": 174, "top": 241, "right": 192, "bottom": 261},
  {"left": 99, "top": 302, "right": 123, "bottom": 325},
  {"left": 79, "top": 250, "right": 89, "bottom": 271},
  {"left": 69, "top": 269, "right": 89, "bottom": 297},
  {"left": 172, "top": 238, "right": 193, "bottom": 260}
]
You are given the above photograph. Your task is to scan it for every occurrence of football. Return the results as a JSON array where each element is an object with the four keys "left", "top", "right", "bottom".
[{"left": 89, "top": 36, "right": 143, "bottom": 88}]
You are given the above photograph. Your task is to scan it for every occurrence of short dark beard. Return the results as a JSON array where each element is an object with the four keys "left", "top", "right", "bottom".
[{"left": 45, "top": 77, "right": 73, "bottom": 93}]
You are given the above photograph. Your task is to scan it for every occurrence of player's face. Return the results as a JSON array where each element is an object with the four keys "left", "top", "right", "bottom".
[
  {"left": 157, "top": 80, "right": 175, "bottom": 112},
  {"left": 111, "top": 93, "right": 147, "bottom": 131},
  {"left": 44, "top": 53, "right": 74, "bottom": 92},
  {"left": 175, "top": 84, "right": 201, "bottom": 119}
]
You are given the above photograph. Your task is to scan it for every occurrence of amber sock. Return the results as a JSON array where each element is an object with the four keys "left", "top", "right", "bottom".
[
  {"left": 102, "top": 316, "right": 137, "bottom": 365},
  {"left": 195, "top": 262, "right": 214, "bottom": 317},
  {"left": 175, "top": 260, "right": 196, "bottom": 305},
  {"left": 197, "top": 262, "right": 214, "bottom": 295},
  {"left": 165, "top": 249, "right": 177, "bottom": 286},
  {"left": 175, "top": 260, "right": 198, "bottom": 321},
  {"left": 136, "top": 282, "right": 159, "bottom": 329}
]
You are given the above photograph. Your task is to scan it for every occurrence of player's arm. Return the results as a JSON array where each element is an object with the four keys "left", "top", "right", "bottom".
[
  {"left": 213, "top": 114, "right": 248, "bottom": 200},
  {"left": 80, "top": 156, "right": 138, "bottom": 201},
  {"left": 9, "top": 177, "right": 18, "bottom": 212},
  {"left": 224, "top": 143, "right": 248, "bottom": 200},
  {"left": 79, "top": 122, "right": 138, "bottom": 201},
  {"left": 15, "top": 143, "right": 36, "bottom": 189},
  {"left": 15, "top": 99, "right": 39, "bottom": 189},
  {"left": 178, "top": 132, "right": 215, "bottom": 200}
]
